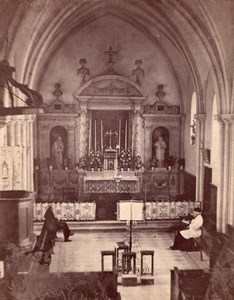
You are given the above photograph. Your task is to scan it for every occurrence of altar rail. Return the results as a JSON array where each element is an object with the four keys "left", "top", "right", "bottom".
[
  {"left": 145, "top": 201, "right": 200, "bottom": 220},
  {"left": 34, "top": 202, "right": 96, "bottom": 221},
  {"left": 34, "top": 200, "right": 200, "bottom": 221}
]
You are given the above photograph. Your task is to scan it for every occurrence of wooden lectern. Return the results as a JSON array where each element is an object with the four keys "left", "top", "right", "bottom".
[{"left": 118, "top": 200, "right": 144, "bottom": 251}]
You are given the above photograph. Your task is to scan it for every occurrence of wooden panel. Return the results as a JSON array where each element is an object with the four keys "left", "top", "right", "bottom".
[{"left": 184, "top": 172, "right": 196, "bottom": 201}]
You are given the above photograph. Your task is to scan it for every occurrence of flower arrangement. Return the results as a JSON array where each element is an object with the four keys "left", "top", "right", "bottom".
[
  {"left": 119, "top": 148, "right": 133, "bottom": 170},
  {"left": 165, "top": 155, "right": 176, "bottom": 169},
  {"left": 88, "top": 148, "right": 103, "bottom": 170},
  {"left": 79, "top": 157, "right": 87, "bottom": 170},
  {"left": 134, "top": 155, "right": 143, "bottom": 170}
]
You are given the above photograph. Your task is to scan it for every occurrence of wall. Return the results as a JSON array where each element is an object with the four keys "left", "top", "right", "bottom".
[{"left": 39, "top": 16, "right": 180, "bottom": 107}]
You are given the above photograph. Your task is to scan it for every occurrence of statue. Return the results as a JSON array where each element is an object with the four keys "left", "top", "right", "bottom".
[
  {"left": 51, "top": 135, "right": 64, "bottom": 169},
  {"left": 154, "top": 136, "right": 167, "bottom": 167},
  {"left": 132, "top": 59, "right": 145, "bottom": 86}
]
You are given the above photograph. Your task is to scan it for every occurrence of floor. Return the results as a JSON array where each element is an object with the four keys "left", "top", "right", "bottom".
[{"left": 45, "top": 228, "right": 209, "bottom": 300}]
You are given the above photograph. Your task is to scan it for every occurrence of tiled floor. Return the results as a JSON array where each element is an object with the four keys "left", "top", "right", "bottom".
[{"left": 48, "top": 230, "right": 209, "bottom": 300}]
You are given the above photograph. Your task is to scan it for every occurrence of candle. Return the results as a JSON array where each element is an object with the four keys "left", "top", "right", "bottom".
[
  {"left": 101, "top": 120, "right": 103, "bottom": 153},
  {"left": 94, "top": 119, "right": 97, "bottom": 152},
  {"left": 125, "top": 120, "right": 127, "bottom": 150},
  {"left": 89, "top": 117, "right": 92, "bottom": 154},
  {"left": 119, "top": 119, "right": 121, "bottom": 149}
]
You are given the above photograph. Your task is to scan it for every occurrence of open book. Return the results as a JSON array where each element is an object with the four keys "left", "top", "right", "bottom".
[{"left": 118, "top": 200, "right": 144, "bottom": 221}]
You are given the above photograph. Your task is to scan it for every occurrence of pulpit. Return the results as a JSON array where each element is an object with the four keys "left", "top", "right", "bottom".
[{"left": 0, "top": 190, "right": 35, "bottom": 247}]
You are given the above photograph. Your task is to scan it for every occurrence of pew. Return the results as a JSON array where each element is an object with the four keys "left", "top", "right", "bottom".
[{"left": 170, "top": 267, "right": 211, "bottom": 299}]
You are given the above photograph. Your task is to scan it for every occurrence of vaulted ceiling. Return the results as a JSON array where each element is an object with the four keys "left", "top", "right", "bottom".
[{"left": 1, "top": 0, "right": 234, "bottom": 113}]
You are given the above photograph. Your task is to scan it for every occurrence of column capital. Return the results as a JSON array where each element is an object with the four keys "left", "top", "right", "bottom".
[
  {"left": 221, "top": 114, "right": 234, "bottom": 125},
  {"left": 80, "top": 108, "right": 88, "bottom": 115},
  {"left": 66, "top": 125, "right": 75, "bottom": 131},
  {"left": 194, "top": 113, "right": 206, "bottom": 122}
]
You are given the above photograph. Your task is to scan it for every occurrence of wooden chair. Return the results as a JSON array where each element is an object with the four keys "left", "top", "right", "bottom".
[{"left": 62, "top": 187, "right": 77, "bottom": 202}]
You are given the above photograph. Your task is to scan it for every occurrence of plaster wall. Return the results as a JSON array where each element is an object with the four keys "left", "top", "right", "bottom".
[{"left": 39, "top": 16, "right": 179, "bottom": 107}]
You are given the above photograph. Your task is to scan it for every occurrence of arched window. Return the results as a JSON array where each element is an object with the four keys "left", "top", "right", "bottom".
[{"left": 190, "top": 92, "right": 197, "bottom": 145}]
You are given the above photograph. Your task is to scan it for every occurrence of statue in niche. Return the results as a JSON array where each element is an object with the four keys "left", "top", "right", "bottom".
[
  {"left": 154, "top": 136, "right": 167, "bottom": 167},
  {"left": 51, "top": 135, "right": 64, "bottom": 169}
]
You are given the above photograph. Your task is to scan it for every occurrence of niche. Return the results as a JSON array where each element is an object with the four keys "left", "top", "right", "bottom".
[
  {"left": 50, "top": 126, "right": 67, "bottom": 170},
  {"left": 152, "top": 127, "right": 169, "bottom": 167}
]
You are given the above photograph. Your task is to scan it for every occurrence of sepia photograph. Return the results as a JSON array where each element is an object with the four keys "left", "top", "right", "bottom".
[{"left": 0, "top": 0, "right": 234, "bottom": 299}]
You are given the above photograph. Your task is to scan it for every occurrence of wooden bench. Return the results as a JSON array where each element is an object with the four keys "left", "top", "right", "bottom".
[{"left": 170, "top": 267, "right": 211, "bottom": 299}]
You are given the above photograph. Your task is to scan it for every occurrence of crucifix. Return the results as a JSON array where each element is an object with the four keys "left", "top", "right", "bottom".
[
  {"left": 104, "top": 46, "right": 117, "bottom": 63},
  {"left": 104, "top": 46, "right": 117, "bottom": 73},
  {"left": 105, "top": 129, "right": 118, "bottom": 149}
]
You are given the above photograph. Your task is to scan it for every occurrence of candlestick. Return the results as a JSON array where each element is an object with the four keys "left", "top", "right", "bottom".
[
  {"left": 119, "top": 119, "right": 121, "bottom": 149},
  {"left": 89, "top": 117, "right": 92, "bottom": 154},
  {"left": 125, "top": 120, "right": 127, "bottom": 150},
  {"left": 94, "top": 119, "right": 97, "bottom": 152},
  {"left": 101, "top": 120, "right": 103, "bottom": 153}
]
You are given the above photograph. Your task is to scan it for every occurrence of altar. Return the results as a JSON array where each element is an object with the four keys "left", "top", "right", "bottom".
[
  {"left": 84, "top": 170, "right": 139, "bottom": 194},
  {"left": 32, "top": 48, "right": 184, "bottom": 221}
]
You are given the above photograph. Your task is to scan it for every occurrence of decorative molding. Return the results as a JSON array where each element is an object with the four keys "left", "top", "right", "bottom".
[
  {"left": 84, "top": 178, "right": 139, "bottom": 193},
  {"left": 74, "top": 75, "right": 145, "bottom": 98},
  {"left": 221, "top": 114, "right": 234, "bottom": 124},
  {"left": 194, "top": 113, "right": 206, "bottom": 122},
  {"left": 45, "top": 100, "right": 76, "bottom": 113},
  {"left": 144, "top": 85, "right": 180, "bottom": 115}
]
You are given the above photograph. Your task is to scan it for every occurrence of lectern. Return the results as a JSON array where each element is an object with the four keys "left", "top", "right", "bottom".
[{"left": 118, "top": 200, "right": 144, "bottom": 251}]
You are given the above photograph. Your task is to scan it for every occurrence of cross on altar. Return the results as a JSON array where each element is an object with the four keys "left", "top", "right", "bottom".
[
  {"left": 104, "top": 46, "right": 117, "bottom": 63},
  {"left": 105, "top": 129, "right": 118, "bottom": 149}
]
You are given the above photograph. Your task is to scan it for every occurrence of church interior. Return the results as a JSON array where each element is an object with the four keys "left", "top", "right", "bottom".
[{"left": 0, "top": 0, "right": 234, "bottom": 299}]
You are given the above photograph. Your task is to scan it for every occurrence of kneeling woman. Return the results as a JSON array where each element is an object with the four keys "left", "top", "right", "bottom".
[{"left": 170, "top": 207, "right": 203, "bottom": 251}]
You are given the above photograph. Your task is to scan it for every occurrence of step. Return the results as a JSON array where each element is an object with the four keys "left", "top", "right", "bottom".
[{"left": 34, "top": 220, "right": 179, "bottom": 232}]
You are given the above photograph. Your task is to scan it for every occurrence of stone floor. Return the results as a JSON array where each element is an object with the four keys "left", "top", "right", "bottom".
[{"left": 45, "top": 229, "right": 209, "bottom": 300}]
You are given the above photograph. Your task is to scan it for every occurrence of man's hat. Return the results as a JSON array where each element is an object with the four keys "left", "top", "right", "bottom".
[{"left": 194, "top": 207, "right": 201, "bottom": 212}]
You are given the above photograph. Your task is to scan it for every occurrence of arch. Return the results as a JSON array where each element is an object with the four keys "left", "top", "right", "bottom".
[{"left": 6, "top": 0, "right": 228, "bottom": 114}]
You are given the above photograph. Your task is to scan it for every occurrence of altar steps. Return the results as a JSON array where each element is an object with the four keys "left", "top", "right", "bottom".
[{"left": 34, "top": 219, "right": 179, "bottom": 232}]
